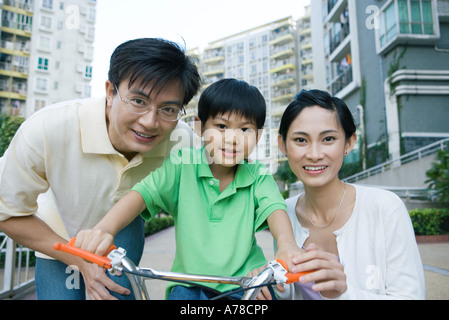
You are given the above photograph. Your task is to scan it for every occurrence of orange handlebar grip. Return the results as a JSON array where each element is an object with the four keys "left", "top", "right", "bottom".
[
  {"left": 53, "top": 237, "right": 116, "bottom": 269},
  {"left": 276, "top": 259, "right": 312, "bottom": 284}
]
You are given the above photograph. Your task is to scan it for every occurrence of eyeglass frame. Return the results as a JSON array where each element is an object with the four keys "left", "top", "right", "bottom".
[{"left": 114, "top": 85, "right": 185, "bottom": 121}]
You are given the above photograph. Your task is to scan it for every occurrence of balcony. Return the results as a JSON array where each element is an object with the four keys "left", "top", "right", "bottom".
[
  {"left": 3, "top": 0, "right": 33, "bottom": 12},
  {"left": 202, "top": 55, "right": 224, "bottom": 64},
  {"left": 329, "top": 22, "right": 350, "bottom": 56},
  {"left": 0, "top": 62, "right": 29, "bottom": 78},
  {"left": 329, "top": 65, "right": 353, "bottom": 96},
  {"left": 271, "top": 74, "right": 296, "bottom": 88},
  {"left": 1, "top": 40, "right": 31, "bottom": 57},
  {"left": 1, "top": 18, "right": 32, "bottom": 37},
  {"left": 376, "top": 0, "right": 440, "bottom": 55},
  {"left": 0, "top": 80, "right": 27, "bottom": 100},
  {"left": 202, "top": 64, "right": 225, "bottom": 77},
  {"left": 271, "top": 88, "right": 295, "bottom": 103},
  {"left": 270, "top": 45, "right": 295, "bottom": 60},
  {"left": 270, "top": 58, "right": 296, "bottom": 74}
]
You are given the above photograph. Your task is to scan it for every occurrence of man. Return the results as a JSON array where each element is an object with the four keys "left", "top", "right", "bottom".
[{"left": 0, "top": 38, "right": 201, "bottom": 300}]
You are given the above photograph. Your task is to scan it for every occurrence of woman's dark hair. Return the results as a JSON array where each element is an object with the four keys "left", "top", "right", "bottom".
[
  {"left": 279, "top": 89, "right": 356, "bottom": 141},
  {"left": 197, "top": 78, "right": 266, "bottom": 129},
  {"left": 108, "top": 38, "right": 201, "bottom": 106}
]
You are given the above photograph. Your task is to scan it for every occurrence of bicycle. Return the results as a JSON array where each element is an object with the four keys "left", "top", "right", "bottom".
[{"left": 53, "top": 238, "right": 310, "bottom": 300}]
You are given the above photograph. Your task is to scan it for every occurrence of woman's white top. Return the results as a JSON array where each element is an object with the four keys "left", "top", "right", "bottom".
[{"left": 278, "top": 184, "right": 425, "bottom": 300}]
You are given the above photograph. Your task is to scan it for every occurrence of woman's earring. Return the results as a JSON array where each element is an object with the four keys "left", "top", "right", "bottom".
[{"left": 344, "top": 151, "right": 348, "bottom": 155}]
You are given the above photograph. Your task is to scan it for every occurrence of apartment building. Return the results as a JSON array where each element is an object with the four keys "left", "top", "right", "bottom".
[
  {"left": 311, "top": 0, "right": 449, "bottom": 168},
  {"left": 0, "top": 0, "right": 96, "bottom": 118},
  {"left": 196, "top": 9, "right": 313, "bottom": 171}
]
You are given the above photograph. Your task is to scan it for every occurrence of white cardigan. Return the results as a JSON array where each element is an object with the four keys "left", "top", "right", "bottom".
[{"left": 278, "top": 184, "right": 425, "bottom": 300}]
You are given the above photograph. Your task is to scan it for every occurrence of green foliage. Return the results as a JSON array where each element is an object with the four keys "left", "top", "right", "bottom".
[
  {"left": 339, "top": 162, "right": 362, "bottom": 180},
  {"left": 426, "top": 144, "right": 449, "bottom": 204},
  {"left": 409, "top": 208, "right": 449, "bottom": 236},
  {"left": 0, "top": 114, "right": 25, "bottom": 157},
  {"left": 144, "top": 215, "right": 174, "bottom": 236},
  {"left": 274, "top": 161, "right": 297, "bottom": 192}
]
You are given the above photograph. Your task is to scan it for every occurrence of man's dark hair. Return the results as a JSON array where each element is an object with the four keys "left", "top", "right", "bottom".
[
  {"left": 108, "top": 38, "right": 201, "bottom": 106},
  {"left": 197, "top": 78, "right": 266, "bottom": 129}
]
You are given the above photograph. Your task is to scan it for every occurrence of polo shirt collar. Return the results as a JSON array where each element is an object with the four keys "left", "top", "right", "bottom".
[
  {"left": 79, "top": 97, "right": 168, "bottom": 158},
  {"left": 197, "top": 147, "right": 256, "bottom": 189}
]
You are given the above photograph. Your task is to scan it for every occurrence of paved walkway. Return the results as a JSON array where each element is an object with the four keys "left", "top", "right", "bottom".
[
  {"left": 15, "top": 226, "right": 449, "bottom": 300},
  {"left": 141, "top": 227, "right": 449, "bottom": 300}
]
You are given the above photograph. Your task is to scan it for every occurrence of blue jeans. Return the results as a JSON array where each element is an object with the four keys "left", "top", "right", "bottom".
[
  {"left": 168, "top": 285, "right": 277, "bottom": 300},
  {"left": 35, "top": 216, "right": 145, "bottom": 300}
]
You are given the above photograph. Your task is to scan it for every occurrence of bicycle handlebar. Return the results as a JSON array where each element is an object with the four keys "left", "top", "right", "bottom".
[
  {"left": 53, "top": 237, "right": 116, "bottom": 269},
  {"left": 53, "top": 237, "right": 310, "bottom": 285}
]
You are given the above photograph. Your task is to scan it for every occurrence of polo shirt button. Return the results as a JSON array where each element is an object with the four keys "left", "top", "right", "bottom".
[{"left": 209, "top": 180, "right": 215, "bottom": 186}]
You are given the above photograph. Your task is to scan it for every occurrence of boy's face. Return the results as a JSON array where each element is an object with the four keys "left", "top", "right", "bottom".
[{"left": 202, "top": 112, "right": 261, "bottom": 167}]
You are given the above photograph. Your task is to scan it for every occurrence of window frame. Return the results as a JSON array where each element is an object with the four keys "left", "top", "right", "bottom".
[{"left": 376, "top": 0, "right": 439, "bottom": 54}]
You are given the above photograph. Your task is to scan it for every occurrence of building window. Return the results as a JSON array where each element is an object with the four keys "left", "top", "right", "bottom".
[
  {"left": 38, "top": 36, "right": 51, "bottom": 52},
  {"left": 84, "top": 65, "right": 92, "bottom": 79},
  {"left": 40, "top": 15, "right": 52, "bottom": 30},
  {"left": 36, "top": 78, "right": 48, "bottom": 92},
  {"left": 37, "top": 57, "right": 49, "bottom": 71},
  {"left": 42, "top": 0, "right": 53, "bottom": 10},
  {"left": 379, "top": 0, "right": 435, "bottom": 48},
  {"left": 35, "top": 99, "right": 46, "bottom": 111}
]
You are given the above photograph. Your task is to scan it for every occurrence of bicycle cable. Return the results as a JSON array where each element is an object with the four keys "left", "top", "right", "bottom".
[{"left": 209, "top": 281, "right": 279, "bottom": 300}]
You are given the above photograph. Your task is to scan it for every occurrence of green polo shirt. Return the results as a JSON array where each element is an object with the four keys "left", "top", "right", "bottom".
[{"left": 132, "top": 147, "right": 287, "bottom": 294}]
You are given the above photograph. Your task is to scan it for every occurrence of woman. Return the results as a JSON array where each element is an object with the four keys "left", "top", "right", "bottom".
[{"left": 276, "top": 89, "right": 425, "bottom": 300}]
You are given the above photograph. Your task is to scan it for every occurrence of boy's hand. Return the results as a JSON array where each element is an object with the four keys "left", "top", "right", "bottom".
[
  {"left": 75, "top": 229, "right": 114, "bottom": 257},
  {"left": 247, "top": 266, "right": 287, "bottom": 300},
  {"left": 275, "top": 240, "right": 305, "bottom": 273}
]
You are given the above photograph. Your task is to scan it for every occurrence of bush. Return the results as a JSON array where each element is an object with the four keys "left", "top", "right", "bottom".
[
  {"left": 426, "top": 143, "right": 449, "bottom": 204},
  {"left": 144, "top": 215, "right": 174, "bottom": 236},
  {"left": 0, "top": 114, "right": 25, "bottom": 156},
  {"left": 409, "top": 208, "right": 449, "bottom": 236}
]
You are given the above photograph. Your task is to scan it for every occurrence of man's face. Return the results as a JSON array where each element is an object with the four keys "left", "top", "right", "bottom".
[{"left": 105, "top": 79, "right": 185, "bottom": 160}]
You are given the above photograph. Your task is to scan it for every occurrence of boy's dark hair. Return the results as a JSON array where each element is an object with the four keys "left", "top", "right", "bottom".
[
  {"left": 197, "top": 78, "right": 266, "bottom": 129},
  {"left": 108, "top": 38, "right": 201, "bottom": 106},
  {"left": 279, "top": 89, "right": 356, "bottom": 142}
]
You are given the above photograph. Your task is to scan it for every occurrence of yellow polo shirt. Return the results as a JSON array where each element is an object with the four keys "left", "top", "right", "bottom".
[{"left": 0, "top": 97, "right": 194, "bottom": 258}]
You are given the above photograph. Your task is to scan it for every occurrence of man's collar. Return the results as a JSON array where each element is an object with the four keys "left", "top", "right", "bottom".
[{"left": 79, "top": 97, "right": 117, "bottom": 155}]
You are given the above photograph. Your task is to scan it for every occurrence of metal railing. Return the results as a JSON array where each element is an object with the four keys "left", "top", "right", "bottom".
[
  {"left": 0, "top": 233, "right": 35, "bottom": 299},
  {"left": 343, "top": 138, "right": 449, "bottom": 184}
]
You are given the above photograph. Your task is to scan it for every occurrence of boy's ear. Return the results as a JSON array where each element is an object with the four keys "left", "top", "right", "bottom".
[{"left": 193, "top": 116, "right": 203, "bottom": 137}]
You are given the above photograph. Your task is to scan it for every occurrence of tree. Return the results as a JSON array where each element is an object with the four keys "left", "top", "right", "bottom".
[
  {"left": 426, "top": 143, "right": 449, "bottom": 204},
  {"left": 274, "top": 161, "right": 298, "bottom": 198},
  {"left": 0, "top": 114, "right": 25, "bottom": 157}
]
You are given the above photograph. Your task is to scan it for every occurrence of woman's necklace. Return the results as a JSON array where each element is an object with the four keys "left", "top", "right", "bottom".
[{"left": 304, "top": 183, "right": 346, "bottom": 229}]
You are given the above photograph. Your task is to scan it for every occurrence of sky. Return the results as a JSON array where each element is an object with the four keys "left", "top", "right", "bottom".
[{"left": 90, "top": 0, "right": 310, "bottom": 97}]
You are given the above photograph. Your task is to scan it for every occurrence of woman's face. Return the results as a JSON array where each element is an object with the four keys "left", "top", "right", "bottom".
[{"left": 278, "top": 105, "right": 356, "bottom": 188}]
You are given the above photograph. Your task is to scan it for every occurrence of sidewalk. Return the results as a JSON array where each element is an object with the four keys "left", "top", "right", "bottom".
[
  {"left": 140, "top": 227, "right": 449, "bottom": 300},
  {"left": 16, "top": 226, "right": 449, "bottom": 300}
]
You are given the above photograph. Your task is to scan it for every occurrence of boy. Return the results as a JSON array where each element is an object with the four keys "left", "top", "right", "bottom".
[{"left": 76, "top": 79, "right": 301, "bottom": 299}]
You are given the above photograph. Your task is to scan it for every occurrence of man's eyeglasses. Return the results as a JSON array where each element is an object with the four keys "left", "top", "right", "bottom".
[{"left": 115, "top": 85, "right": 185, "bottom": 121}]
